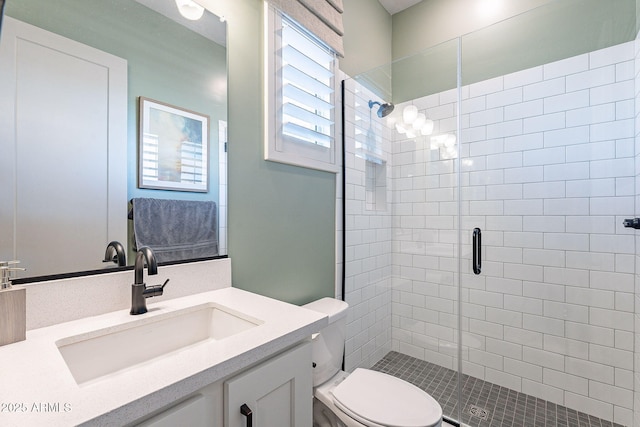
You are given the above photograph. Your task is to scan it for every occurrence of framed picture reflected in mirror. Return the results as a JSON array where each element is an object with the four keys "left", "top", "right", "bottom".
[{"left": 138, "top": 97, "right": 209, "bottom": 192}]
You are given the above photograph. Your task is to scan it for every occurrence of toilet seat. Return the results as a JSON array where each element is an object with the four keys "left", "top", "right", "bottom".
[{"left": 331, "top": 368, "right": 442, "bottom": 427}]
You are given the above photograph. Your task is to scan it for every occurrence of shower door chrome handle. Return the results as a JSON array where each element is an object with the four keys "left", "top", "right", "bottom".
[{"left": 473, "top": 228, "right": 482, "bottom": 275}]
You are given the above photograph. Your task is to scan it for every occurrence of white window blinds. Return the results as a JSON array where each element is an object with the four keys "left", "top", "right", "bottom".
[
  {"left": 281, "top": 17, "right": 335, "bottom": 148},
  {"left": 268, "top": 0, "right": 344, "bottom": 57},
  {"left": 264, "top": 4, "right": 341, "bottom": 173}
]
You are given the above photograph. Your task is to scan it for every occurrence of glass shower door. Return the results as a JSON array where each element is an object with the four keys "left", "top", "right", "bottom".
[
  {"left": 457, "top": 2, "right": 636, "bottom": 425},
  {"left": 386, "top": 38, "right": 463, "bottom": 423},
  {"left": 342, "top": 37, "right": 464, "bottom": 424},
  {"left": 344, "top": 1, "right": 637, "bottom": 425}
]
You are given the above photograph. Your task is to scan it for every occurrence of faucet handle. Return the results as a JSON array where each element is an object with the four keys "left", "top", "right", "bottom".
[{"left": 143, "top": 278, "right": 169, "bottom": 298}]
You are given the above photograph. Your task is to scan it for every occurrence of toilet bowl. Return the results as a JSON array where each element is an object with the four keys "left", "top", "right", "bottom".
[{"left": 304, "top": 298, "right": 443, "bottom": 427}]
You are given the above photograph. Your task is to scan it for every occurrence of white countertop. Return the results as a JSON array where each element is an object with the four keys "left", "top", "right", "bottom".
[{"left": 0, "top": 287, "right": 327, "bottom": 426}]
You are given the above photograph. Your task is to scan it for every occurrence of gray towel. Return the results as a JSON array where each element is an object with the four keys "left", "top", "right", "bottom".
[{"left": 131, "top": 198, "right": 218, "bottom": 263}]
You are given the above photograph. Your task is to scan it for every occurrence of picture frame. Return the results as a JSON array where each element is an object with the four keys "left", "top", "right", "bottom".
[{"left": 138, "top": 97, "right": 209, "bottom": 192}]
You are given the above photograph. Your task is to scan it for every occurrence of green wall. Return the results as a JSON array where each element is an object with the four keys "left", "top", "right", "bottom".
[
  {"left": 202, "top": 0, "right": 336, "bottom": 305},
  {"left": 391, "top": 0, "right": 552, "bottom": 61},
  {"left": 388, "top": 0, "right": 636, "bottom": 103},
  {"left": 340, "top": 0, "right": 392, "bottom": 78}
]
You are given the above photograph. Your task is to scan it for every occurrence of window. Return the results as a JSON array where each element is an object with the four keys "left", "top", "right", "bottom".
[{"left": 264, "top": 4, "right": 340, "bottom": 173}]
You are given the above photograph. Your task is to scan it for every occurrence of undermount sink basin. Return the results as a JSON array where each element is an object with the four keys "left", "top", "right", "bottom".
[{"left": 56, "top": 303, "right": 263, "bottom": 385}]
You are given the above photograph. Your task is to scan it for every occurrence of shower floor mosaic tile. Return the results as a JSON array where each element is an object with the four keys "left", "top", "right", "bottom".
[{"left": 371, "top": 352, "right": 626, "bottom": 427}]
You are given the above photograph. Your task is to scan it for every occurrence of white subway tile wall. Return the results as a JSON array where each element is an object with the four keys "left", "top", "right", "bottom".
[
  {"left": 345, "top": 39, "right": 638, "bottom": 426},
  {"left": 343, "top": 78, "right": 394, "bottom": 370}
]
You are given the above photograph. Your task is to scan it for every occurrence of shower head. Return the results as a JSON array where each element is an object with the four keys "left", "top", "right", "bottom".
[{"left": 368, "top": 100, "right": 395, "bottom": 118}]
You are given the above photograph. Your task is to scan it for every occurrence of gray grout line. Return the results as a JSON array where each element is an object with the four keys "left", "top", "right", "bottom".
[{"left": 370, "top": 351, "right": 626, "bottom": 427}]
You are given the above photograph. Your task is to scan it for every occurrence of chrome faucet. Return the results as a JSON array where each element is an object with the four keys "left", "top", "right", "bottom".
[
  {"left": 130, "top": 247, "right": 169, "bottom": 315},
  {"left": 103, "top": 241, "right": 127, "bottom": 267},
  {"left": 0, "top": 260, "right": 26, "bottom": 289}
]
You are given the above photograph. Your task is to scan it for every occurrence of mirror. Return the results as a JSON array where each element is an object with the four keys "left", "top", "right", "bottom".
[{"left": 0, "top": 0, "right": 227, "bottom": 281}]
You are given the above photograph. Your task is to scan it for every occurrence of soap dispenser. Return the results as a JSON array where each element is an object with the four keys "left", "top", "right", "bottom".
[{"left": 0, "top": 261, "right": 26, "bottom": 346}]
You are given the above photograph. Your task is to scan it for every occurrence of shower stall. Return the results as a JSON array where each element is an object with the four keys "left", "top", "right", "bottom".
[{"left": 342, "top": 1, "right": 638, "bottom": 426}]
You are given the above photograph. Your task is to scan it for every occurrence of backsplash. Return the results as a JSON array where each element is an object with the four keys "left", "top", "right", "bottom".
[{"left": 22, "top": 258, "right": 231, "bottom": 330}]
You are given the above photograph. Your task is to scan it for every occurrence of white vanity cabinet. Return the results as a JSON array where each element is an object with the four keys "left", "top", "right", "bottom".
[
  {"left": 0, "top": 286, "right": 326, "bottom": 426},
  {"left": 135, "top": 340, "right": 312, "bottom": 427},
  {"left": 224, "top": 340, "right": 312, "bottom": 427}
]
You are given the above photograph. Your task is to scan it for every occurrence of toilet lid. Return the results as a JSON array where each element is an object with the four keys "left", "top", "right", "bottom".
[{"left": 332, "top": 368, "right": 442, "bottom": 427}]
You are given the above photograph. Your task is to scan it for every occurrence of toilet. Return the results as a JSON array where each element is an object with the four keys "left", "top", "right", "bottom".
[{"left": 304, "top": 298, "right": 443, "bottom": 427}]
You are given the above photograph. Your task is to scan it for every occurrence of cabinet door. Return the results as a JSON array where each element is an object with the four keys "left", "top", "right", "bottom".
[{"left": 224, "top": 341, "right": 312, "bottom": 427}]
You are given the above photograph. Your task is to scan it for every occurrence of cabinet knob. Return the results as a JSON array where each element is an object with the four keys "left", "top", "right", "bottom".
[{"left": 240, "top": 403, "right": 253, "bottom": 427}]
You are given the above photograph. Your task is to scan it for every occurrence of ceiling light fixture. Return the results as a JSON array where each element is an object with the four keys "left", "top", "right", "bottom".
[
  {"left": 477, "top": 0, "right": 503, "bottom": 18},
  {"left": 175, "top": 0, "right": 205, "bottom": 21},
  {"left": 390, "top": 105, "right": 434, "bottom": 139}
]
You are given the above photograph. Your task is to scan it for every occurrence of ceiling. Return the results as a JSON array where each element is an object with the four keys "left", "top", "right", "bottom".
[{"left": 377, "top": 0, "right": 423, "bottom": 15}]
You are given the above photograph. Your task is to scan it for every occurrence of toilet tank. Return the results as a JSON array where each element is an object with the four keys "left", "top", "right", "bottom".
[{"left": 303, "top": 298, "right": 349, "bottom": 387}]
